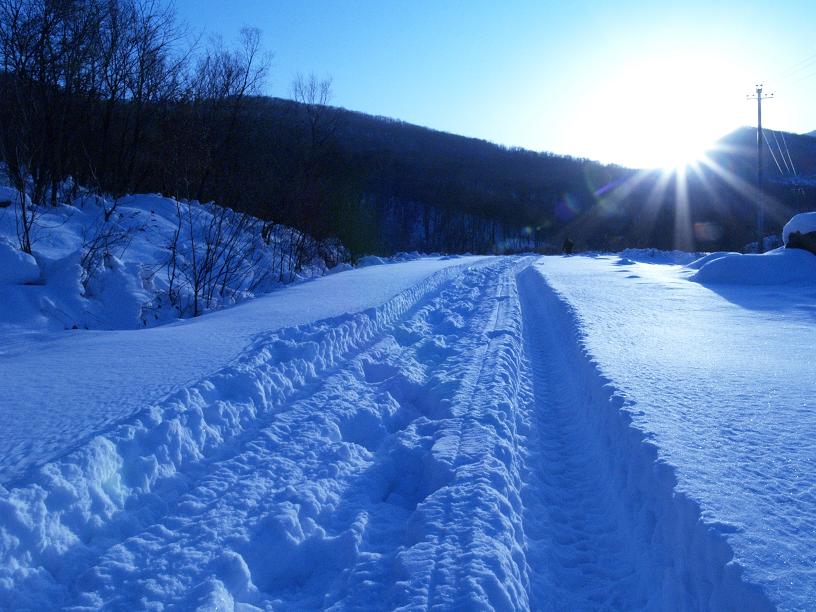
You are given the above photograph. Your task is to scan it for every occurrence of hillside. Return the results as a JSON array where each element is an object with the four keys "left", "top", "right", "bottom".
[
  {"left": 194, "top": 96, "right": 633, "bottom": 255},
  {"left": 4, "top": 65, "right": 815, "bottom": 256},
  {"left": 208, "top": 101, "right": 816, "bottom": 254}
]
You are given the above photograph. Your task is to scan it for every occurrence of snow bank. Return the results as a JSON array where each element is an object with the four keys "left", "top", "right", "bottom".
[
  {"left": 782, "top": 211, "right": 816, "bottom": 245},
  {"left": 691, "top": 247, "right": 816, "bottom": 285},
  {"left": 0, "top": 189, "right": 343, "bottom": 332}
]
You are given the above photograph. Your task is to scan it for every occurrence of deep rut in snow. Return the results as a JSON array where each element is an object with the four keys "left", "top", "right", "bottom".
[
  {"left": 517, "top": 266, "right": 650, "bottom": 610},
  {"left": 516, "top": 264, "right": 773, "bottom": 611}
]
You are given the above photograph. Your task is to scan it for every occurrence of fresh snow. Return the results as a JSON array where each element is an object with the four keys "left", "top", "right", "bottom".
[
  {"left": 535, "top": 253, "right": 815, "bottom": 610},
  {"left": 2, "top": 246, "right": 815, "bottom": 609}
]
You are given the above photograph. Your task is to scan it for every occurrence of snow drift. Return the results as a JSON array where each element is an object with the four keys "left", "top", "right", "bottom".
[
  {"left": 0, "top": 189, "right": 343, "bottom": 333},
  {"left": 690, "top": 247, "right": 816, "bottom": 285}
]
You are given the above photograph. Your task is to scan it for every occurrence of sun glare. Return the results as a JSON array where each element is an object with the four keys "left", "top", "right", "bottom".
[{"left": 576, "top": 50, "right": 750, "bottom": 170}]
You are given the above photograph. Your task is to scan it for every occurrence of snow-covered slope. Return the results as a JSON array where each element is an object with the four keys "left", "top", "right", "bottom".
[{"left": 0, "top": 191, "right": 341, "bottom": 334}]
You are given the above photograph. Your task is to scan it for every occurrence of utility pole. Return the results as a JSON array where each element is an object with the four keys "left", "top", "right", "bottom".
[{"left": 747, "top": 84, "right": 773, "bottom": 253}]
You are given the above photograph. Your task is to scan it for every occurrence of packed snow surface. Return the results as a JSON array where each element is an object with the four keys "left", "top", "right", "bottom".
[{"left": 2, "top": 252, "right": 812, "bottom": 609}]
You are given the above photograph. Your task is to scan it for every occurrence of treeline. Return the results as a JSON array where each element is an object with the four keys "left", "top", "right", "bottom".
[
  {"left": 3, "top": 0, "right": 813, "bottom": 260},
  {"left": 0, "top": 0, "right": 267, "bottom": 254},
  {"left": 197, "top": 96, "right": 816, "bottom": 255},
  {"left": 0, "top": 0, "right": 626, "bottom": 258},
  {"left": 180, "top": 95, "right": 635, "bottom": 256}
]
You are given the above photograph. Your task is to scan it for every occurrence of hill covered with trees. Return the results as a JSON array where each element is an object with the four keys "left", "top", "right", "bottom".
[{"left": 3, "top": 0, "right": 816, "bottom": 261}]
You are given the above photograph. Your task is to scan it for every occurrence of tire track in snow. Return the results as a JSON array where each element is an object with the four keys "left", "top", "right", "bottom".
[
  {"left": 390, "top": 257, "right": 532, "bottom": 610},
  {"left": 517, "top": 266, "right": 647, "bottom": 610},
  {"left": 0, "top": 259, "right": 495, "bottom": 610},
  {"left": 61, "top": 258, "right": 525, "bottom": 609},
  {"left": 324, "top": 261, "right": 527, "bottom": 609}
]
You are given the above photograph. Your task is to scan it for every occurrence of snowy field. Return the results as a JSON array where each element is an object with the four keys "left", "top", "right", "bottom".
[{"left": 2, "top": 248, "right": 815, "bottom": 609}]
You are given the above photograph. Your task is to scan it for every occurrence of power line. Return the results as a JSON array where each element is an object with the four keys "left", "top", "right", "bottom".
[
  {"left": 770, "top": 130, "right": 791, "bottom": 175},
  {"left": 763, "top": 130, "right": 784, "bottom": 176},
  {"left": 777, "top": 50, "right": 816, "bottom": 83},
  {"left": 781, "top": 131, "right": 797, "bottom": 175},
  {"left": 746, "top": 84, "right": 773, "bottom": 253}
]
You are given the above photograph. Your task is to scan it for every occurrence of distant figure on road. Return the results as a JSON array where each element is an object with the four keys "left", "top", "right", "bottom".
[{"left": 562, "top": 237, "right": 574, "bottom": 255}]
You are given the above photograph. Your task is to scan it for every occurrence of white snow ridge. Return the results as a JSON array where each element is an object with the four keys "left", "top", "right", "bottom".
[{"left": 3, "top": 252, "right": 809, "bottom": 610}]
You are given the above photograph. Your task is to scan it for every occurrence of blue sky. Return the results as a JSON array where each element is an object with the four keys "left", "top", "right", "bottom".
[{"left": 174, "top": 0, "right": 816, "bottom": 168}]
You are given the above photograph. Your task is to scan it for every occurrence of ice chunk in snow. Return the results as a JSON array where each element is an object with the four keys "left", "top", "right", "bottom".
[
  {"left": 357, "top": 255, "right": 386, "bottom": 267},
  {"left": 685, "top": 251, "right": 740, "bottom": 270},
  {"left": 619, "top": 248, "right": 701, "bottom": 265},
  {"left": 328, "top": 262, "right": 353, "bottom": 274},
  {"left": 0, "top": 186, "right": 30, "bottom": 209}
]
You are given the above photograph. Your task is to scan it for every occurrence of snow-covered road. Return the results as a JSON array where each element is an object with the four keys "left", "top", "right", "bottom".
[
  {"left": 2, "top": 254, "right": 809, "bottom": 609},
  {"left": 0, "top": 256, "right": 487, "bottom": 484}
]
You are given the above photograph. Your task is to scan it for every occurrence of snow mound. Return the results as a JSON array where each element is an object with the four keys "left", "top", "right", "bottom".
[
  {"left": 685, "top": 251, "right": 740, "bottom": 270},
  {"left": 0, "top": 238, "right": 39, "bottom": 284},
  {"left": 691, "top": 248, "right": 816, "bottom": 285},
  {"left": 783, "top": 212, "right": 816, "bottom": 245},
  {"left": 357, "top": 255, "right": 386, "bottom": 267}
]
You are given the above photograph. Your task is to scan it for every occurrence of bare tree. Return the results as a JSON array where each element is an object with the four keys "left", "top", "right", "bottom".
[
  {"left": 191, "top": 26, "right": 269, "bottom": 201},
  {"left": 166, "top": 200, "right": 265, "bottom": 317}
]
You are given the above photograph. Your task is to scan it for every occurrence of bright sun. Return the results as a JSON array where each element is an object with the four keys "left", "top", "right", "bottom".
[{"left": 577, "top": 51, "right": 750, "bottom": 170}]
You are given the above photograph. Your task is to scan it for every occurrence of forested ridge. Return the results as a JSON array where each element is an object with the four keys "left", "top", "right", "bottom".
[
  {"left": 3, "top": 0, "right": 816, "bottom": 262},
  {"left": 186, "top": 97, "right": 816, "bottom": 254}
]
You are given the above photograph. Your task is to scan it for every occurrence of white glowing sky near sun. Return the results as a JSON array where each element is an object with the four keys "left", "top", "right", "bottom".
[{"left": 573, "top": 51, "right": 757, "bottom": 169}]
